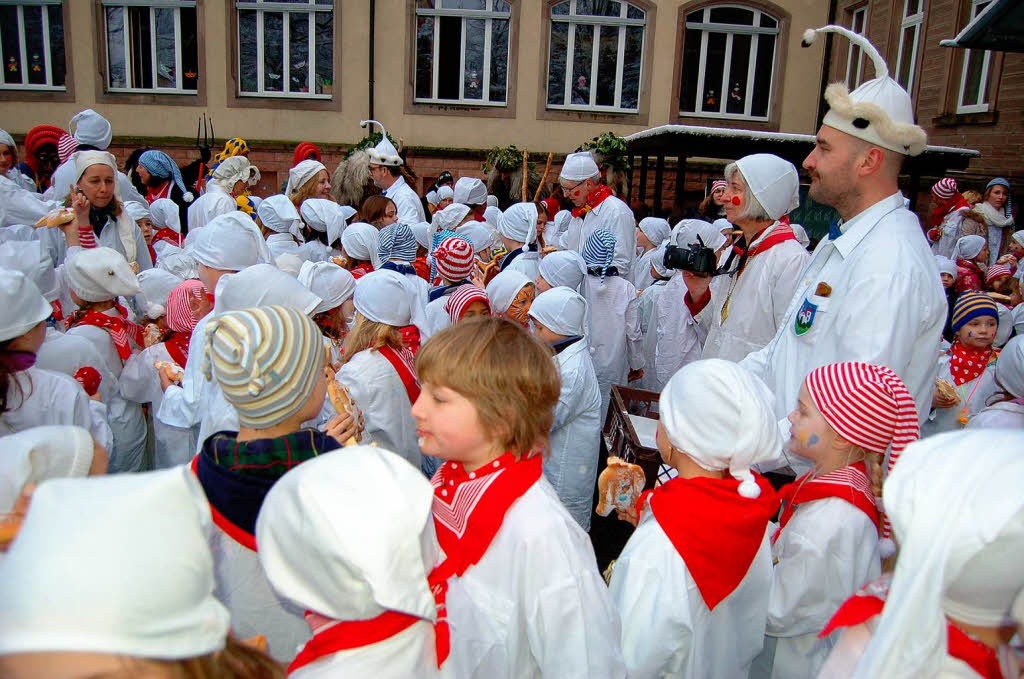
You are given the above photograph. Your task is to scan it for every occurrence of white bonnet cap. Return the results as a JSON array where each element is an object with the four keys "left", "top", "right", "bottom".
[
  {"left": 672, "top": 218, "right": 727, "bottom": 252},
  {"left": 135, "top": 268, "right": 183, "bottom": 319},
  {"left": 72, "top": 150, "right": 117, "bottom": 185},
  {"left": 188, "top": 211, "right": 268, "bottom": 271},
  {"left": 528, "top": 286, "right": 587, "bottom": 338},
  {"left": 730, "top": 154, "right": 800, "bottom": 221},
  {"left": 485, "top": 268, "right": 533, "bottom": 314},
  {"left": 637, "top": 217, "right": 671, "bottom": 246},
  {"left": 0, "top": 425, "right": 95, "bottom": 513},
  {"left": 70, "top": 109, "right": 112, "bottom": 150},
  {"left": 157, "top": 251, "right": 199, "bottom": 280},
  {"left": 213, "top": 263, "right": 321, "bottom": 316},
  {"left": 935, "top": 255, "right": 958, "bottom": 279},
  {"left": 658, "top": 359, "right": 781, "bottom": 498},
  {"left": 952, "top": 234, "right": 986, "bottom": 261},
  {"left": 149, "top": 198, "right": 181, "bottom": 232},
  {"left": 498, "top": 202, "right": 538, "bottom": 245},
  {"left": 410, "top": 221, "right": 432, "bottom": 250},
  {"left": 484, "top": 205, "right": 502, "bottom": 230},
  {"left": 649, "top": 244, "right": 672, "bottom": 278},
  {"left": 211, "top": 155, "right": 259, "bottom": 187},
  {"left": 297, "top": 260, "right": 356, "bottom": 315},
  {"left": 340, "top": 222, "right": 382, "bottom": 269},
  {"left": 559, "top": 151, "right": 600, "bottom": 182},
  {"left": 457, "top": 222, "right": 496, "bottom": 253},
  {"left": 854, "top": 430, "right": 1024, "bottom": 679},
  {"left": 301, "top": 198, "right": 353, "bottom": 248},
  {"left": 353, "top": 268, "right": 422, "bottom": 329},
  {"left": 0, "top": 270, "right": 52, "bottom": 342},
  {"left": 65, "top": 247, "right": 142, "bottom": 303},
  {"left": 256, "top": 445, "right": 438, "bottom": 622},
  {"left": 275, "top": 252, "right": 304, "bottom": 277},
  {"left": 122, "top": 200, "right": 151, "bottom": 223},
  {"left": 285, "top": 159, "right": 326, "bottom": 197},
  {"left": 436, "top": 185, "right": 454, "bottom": 202},
  {"left": 538, "top": 250, "right": 587, "bottom": 291},
  {"left": 453, "top": 177, "right": 487, "bottom": 206},
  {"left": 0, "top": 467, "right": 230, "bottom": 658},
  {"left": 433, "top": 203, "right": 472, "bottom": 233},
  {"left": 257, "top": 194, "right": 303, "bottom": 239}
]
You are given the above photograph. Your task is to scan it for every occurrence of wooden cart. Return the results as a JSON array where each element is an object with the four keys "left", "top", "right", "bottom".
[{"left": 602, "top": 385, "right": 662, "bottom": 491}]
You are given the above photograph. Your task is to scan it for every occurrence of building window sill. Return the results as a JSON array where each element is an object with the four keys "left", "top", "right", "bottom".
[{"left": 933, "top": 110, "right": 998, "bottom": 127}]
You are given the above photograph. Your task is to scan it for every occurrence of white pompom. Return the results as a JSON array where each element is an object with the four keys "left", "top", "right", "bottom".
[
  {"left": 737, "top": 474, "right": 762, "bottom": 499},
  {"left": 801, "top": 29, "right": 818, "bottom": 47},
  {"left": 147, "top": 303, "right": 165, "bottom": 319},
  {"left": 183, "top": 191, "right": 194, "bottom": 203},
  {"left": 879, "top": 537, "right": 896, "bottom": 559}
]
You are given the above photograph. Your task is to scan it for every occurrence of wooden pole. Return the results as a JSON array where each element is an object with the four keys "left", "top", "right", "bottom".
[
  {"left": 521, "top": 149, "right": 529, "bottom": 202},
  {"left": 533, "top": 151, "right": 554, "bottom": 203}
]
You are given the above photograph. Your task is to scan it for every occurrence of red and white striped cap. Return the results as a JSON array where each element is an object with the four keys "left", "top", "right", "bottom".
[
  {"left": 166, "top": 279, "right": 207, "bottom": 333},
  {"left": 445, "top": 285, "right": 489, "bottom": 323},
  {"left": 986, "top": 264, "right": 1013, "bottom": 284},
  {"left": 433, "top": 235, "right": 475, "bottom": 283},
  {"left": 57, "top": 133, "right": 79, "bottom": 164},
  {"left": 931, "top": 177, "right": 958, "bottom": 201},
  {"left": 711, "top": 179, "right": 728, "bottom": 193}
]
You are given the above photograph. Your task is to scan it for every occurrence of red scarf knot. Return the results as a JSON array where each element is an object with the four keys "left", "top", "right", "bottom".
[
  {"left": 67, "top": 307, "right": 144, "bottom": 360},
  {"left": 774, "top": 462, "right": 879, "bottom": 544},
  {"left": 571, "top": 184, "right": 613, "bottom": 218},
  {"left": 948, "top": 341, "right": 997, "bottom": 386}
]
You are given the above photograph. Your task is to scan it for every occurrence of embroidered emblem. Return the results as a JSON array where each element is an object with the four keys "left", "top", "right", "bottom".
[{"left": 794, "top": 297, "right": 818, "bottom": 336}]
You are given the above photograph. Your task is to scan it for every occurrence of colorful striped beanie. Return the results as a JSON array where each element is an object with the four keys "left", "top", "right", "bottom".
[
  {"left": 582, "top": 229, "right": 616, "bottom": 282},
  {"left": 931, "top": 177, "right": 959, "bottom": 201},
  {"left": 711, "top": 179, "right": 728, "bottom": 193},
  {"left": 951, "top": 291, "right": 999, "bottom": 334},
  {"left": 986, "top": 264, "right": 1012, "bottom": 285},
  {"left": 445, "top": 285, "right": 489, "bottom": 323},
  {"left": 434, "top": 236, "right": 475, "bottom": 283},
  {"left": 378, "top": 223, "right": 419, "bottom": 263},
  {"left": 57, "top": 133, "right": 79, "bottom": 164},
  {"left": 203, "top": 305, "right": 324, "bottom": 428},
  {"left": 166, "top": 280, "right": 207, "bottom": 334}
]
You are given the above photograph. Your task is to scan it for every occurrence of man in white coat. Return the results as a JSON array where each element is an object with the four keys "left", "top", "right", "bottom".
[
  {"left": 560, "top": 151, "right": 636, "bottom": 276},
  {"left": 740, "top": 25, "right": 945, "bottom": 474},
  {"left": 692, "top": 154, "right": 809, "bottom": 362},
  {"left": 363, "top": 120, "right": 426, "bottom": 225}
]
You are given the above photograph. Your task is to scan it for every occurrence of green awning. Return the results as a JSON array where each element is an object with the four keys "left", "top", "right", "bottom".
[{"left": 940, "top": 0, "right": 1024, "bottom": 52}]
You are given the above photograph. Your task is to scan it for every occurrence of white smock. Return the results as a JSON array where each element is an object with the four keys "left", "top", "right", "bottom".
[
  {"left": 653, "top": 274, "right": 706, "bottom": 392},
  {"left": 503, "top": 250, "right": 540, "bottom": 282},
  {"left": 266, "top": 232, "right": 304, "bottom": 260},
  {"left": 610, "top": 509, "right": 773, "bottom": 679},
  {"left": 701, "top": 224, "right": 809, "bottom": 362},
  {"left": 966, "top": 400, "right": 1024, "bottom": 429},
  {"left": 0, "top": 367, "right": 95, "bottom": 439},
  {"left": 564, "top": 194, "right": 636, "bottom": 274},
  {"left": 119, "top": 342, "right": 195, "bottom": 469},
  {"left": 630, "top": 247, "right": 658, "bottom": 291},
  {"left": 187, "top": 182, "right": 237, "bottom": 231},
  {"left": 383, "top": 175, "right": 427, "bottom": 225},
  {"left": 741, "top": 193, "right": 946, "bottom": 475},
  {"left": 635, "top": 277, "right": 670, "bottom": 392},
  {"left": 443, "top": 478, "right": 627, "bottom": 679},
  {"left": 0, "top": 174, "right": 57, "bottom": 227},
  {"left": 921, "top": 353, "right": 998, "bottom": 437},
  {"left": 582, "top": 274, "right": 643, "bottom": 422}
]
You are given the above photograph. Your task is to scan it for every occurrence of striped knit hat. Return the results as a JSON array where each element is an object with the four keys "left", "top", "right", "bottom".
[
  {"left": 711, "top": 179, "right": 728, "bottom": 193},
  {"left": 986, "top": 264, "right": 1012, "bottom": 285},
  {"left": 805, "top": 361, "right": 919, "bottom": 552},
  {"left": 582, "top": 229, "right": 616, "bottom": 282},
  {"left": 166, "top": 280, "right": 207, "bottom": 334},
  {"left": 445, "top": 285, "right": 490, "bottom": 323},
  {"left": 434, "top": 236, "right": 475, "bottom": 283},
  {"left": 951, "top": 291, "right": 999, "bottom": 334},
  {"left": 378, "top": 223, "right": 419, "bottom": 263},
  {"left": 203, "top": 305, "right": 324, "bottom": 428},
  {"left": 57, "top": 133, "right": 79, "bottom": 164},
  {"left": 931, "top": 177, "right": 959, "bottom": 201}
]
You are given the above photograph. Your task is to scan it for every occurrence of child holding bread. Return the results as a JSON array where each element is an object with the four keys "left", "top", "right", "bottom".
[
  {"left": 608, "top": 359, "right": 782, "bottom": 679},
  {"left": 412, "top": 316, "right": 626, "bottom": 679}
]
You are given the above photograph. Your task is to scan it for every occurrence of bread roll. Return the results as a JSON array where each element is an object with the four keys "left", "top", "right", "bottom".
[
  {"left": 935, "top": 378, "right": 960, "bottom": 405},
  {"left": 33, "top": 207, "right": 75, "bottom": 228},
  {"left": 327, "top": 380, "right": 361, "bottom": 446},
  {"left": 154, "top": 360, "right": 184, "bottom": 384},
  {"left": 595, "top": 457, "right": 646, "bottom": 517}
]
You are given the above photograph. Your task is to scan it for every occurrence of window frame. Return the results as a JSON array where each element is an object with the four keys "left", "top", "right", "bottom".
[
  {"left": 673, "top": 1, "right": 787, "bottom": 126},
  {"left": 893, "top": 0, "right": 924, "bottom": 94},
  {"left": 844, "top": 4, "right": 867, "bottom": 90},
  {"left": 955, "top": 0, "right": 993, "bottom": 114},
  {"left": 0, "top": 0, "right": 68, "bottom": 93},
  {"left": 100, "top": 0, "right": 199, "bottom": 96}
]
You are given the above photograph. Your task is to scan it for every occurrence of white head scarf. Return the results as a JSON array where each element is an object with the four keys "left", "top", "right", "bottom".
[
  {"left": 854, "top": 430, "right": 1024, "bottom": 679},
  {"left": 122, "top": 200, "right": 151, "bottom": 223},
  {"left": 72, "top": 149, "right": 117, "bottom": 184},
  {"left": 340, "top": 222, "right": 382, "bottom": 269},
  {"left": 0, "top": 425, "right": 95, "bottom": 513},
  {"left": 0, "top": 467, "right": 231, "bottom": 659},
  {"left": 484, "top": 205, "right": 503, "bottom": 231},
  {"left": 528, "top": 286, "right": 587, "bottom": 337},
  {"left": 649, "top": 244, "right": 672, "bottom": 278},
  {"left": 0, "top": 240, "right": 58, "bottom": 303},
  {"left": 257, "top": 194, "right": 303, "bottom": 239},
  {"left": 65, "top": 247, "right": 142, "bottom": 302},
  {"left": 730, "top": 154, "right": 800, "bottom": 220},
  {"left": 352, "top": 269, "right": 426, "bottom": 334},
  {"left": 659, "top": 359, "right": 781, "bottom": 498},
  {"left": 70, "top": 109, "right": 112, "bottom": 149},
  {"left": 996, "top": 336, "right": 1024, "bottom": 398},
  {"left": 638, "top": 217, "right": 671, "bottom": 246},
  {"left": 0, "top": 129, "right": 15, "bottom": 151},
  {"left": 149, "top": 198, "right": 181, "bottom": 233},
  {"left": 212, "top": 263, "right": 321, "bottom": 316},
  {"left": 952, "top": 234, "right": 986, "bottom": 261},
  {"left": 72, "top": 150, "right": 139, "bottom": 264},
  {"left": 409, "top": 221, "right": 432, "bottom": 250},
  {"left": 436, "top": 185, "right": 454, "bottom": 202},
  {"left": 498, "top": 202, "right": 539, "bottom": 246},
  {"left": 453, "top": 177, "right": 487, "bottom": 206},
  {"left": 300, "top": 199, "right": 353, "bottom": 248},
  {"left": 285, "top": 159, "right": 326, "bottom": 197},
  {"left": 433, "top": 203, "right": 472, "bottom": 234},
  {"left": 188, "top": 211, "right": 270, "bottom": 271},
  {"left": 135, "top": 268, "right": 182, "bottom": 319},
  {"left": 256, "top": 445, "right": 438, "bottom": 623},
  {"left": 297, "top": 260, "right": 356, "bottom": 315},
  {"left": 0, "top": 270, "right": 52, "bottom": 343},
  {"left": 538, "top": 250, "right": 587, "bottom": 291},
  {"left": 934, "top": 255, "right": 958, "bottom": 279},
  {"left": 457, "top": 222, "right": 496, "bottom": 254},
  {"left": 559, "top": 151, "right": 600, "bottom": 181},
  {"left": 485, "top": 269, "right": 533, "bottom": 314},
  {"left": 210, "top": 156, "right": 259, "bottom": 192}
]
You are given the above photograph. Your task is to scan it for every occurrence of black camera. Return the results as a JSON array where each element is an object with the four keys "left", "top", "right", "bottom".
[{"left": 663, "top": 236, "right": 719, "bottom": 276}]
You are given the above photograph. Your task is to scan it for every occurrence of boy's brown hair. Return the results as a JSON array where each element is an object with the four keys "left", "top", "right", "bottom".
[{"left": 416, "top": 316, "right": 560, "bottom": 458}]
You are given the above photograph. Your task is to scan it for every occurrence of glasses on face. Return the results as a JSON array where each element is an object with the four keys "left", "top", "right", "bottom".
[{"left": 559, "top": 180, "right": 584, "bottom": 196}]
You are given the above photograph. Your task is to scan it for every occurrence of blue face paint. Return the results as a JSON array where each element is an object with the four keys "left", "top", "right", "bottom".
[{"left": 807, "top": 434, "right": 820, "bottom": 447}]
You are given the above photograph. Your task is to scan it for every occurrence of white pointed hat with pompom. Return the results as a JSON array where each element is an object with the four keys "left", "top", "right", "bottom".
[
  {"left": 802, "top": 26, "right": 927, "bottom": 156},
  {"left": 360, "top": 119, "right": 403, "bottom": 167}
]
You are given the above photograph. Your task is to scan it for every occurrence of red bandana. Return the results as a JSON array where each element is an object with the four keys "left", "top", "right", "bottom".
[
  {"left": 640, "top": 474, "right": 780, "bottom": 610},
  {"left": 351, "top": 262, "right": 374, "bottom": 279},
  {"left": 571, "top": 184, "right": 613, "bottom": 218},
  {"left": 163, "top": 331, "right": 191, "bottom": 368},
  {"left": 153, "top": 227, "right": 181, "bottom": 248},
  {"left": 377, "top": 345, "right": 420, "bottom": 404},
  {"left": 930, "top": 195, "right": 971, "bottom": 228},
  {"left": 773, "top": 462, "right": 879, "bottom": 544},
  {"left": 288, "top": 610, "right": 422, "bottom": 674},
  {"left": 146, "top": 181, "right": 171, "bottom": 204},
  {"left": 734, "top": 223, "right": 798, "bottom": 275},
  {"left": 948, "top": 341, "right": 997, "bottom": 386},
  {"left": 67, "top": 308, "right": 144, "bottom": 360}
]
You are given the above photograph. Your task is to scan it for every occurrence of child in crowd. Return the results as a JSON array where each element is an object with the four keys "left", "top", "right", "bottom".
[
  {"left": 197, "top": 304, "right": 358, "bottom": 662},
  {"left": 445, "top": 285, "right": 490, "bottom": 325},
  {"left": 952, "top": 234, "right": 989, "bottom": 293},
  {"left": 536, "top": 249, "right": 587, "bottom": 293},
  {"left": 123, "top": 200, "right": 156, "bottom": 264},
  {"left": 528, "top": 286, "right": 602, "bottom": 529},
  {"left": 935, "top": 255, "right": 959, "bottom": 342},
  {"left": 630, "top": 217, "right": 671, "bottom": 291},
  {"left": 299, "top": 198, "right": 355, "bottom": 263},
  {"left": 581, "top": 229, "right": 642, "bottom": 422},
  {"left": 296, "top": 260, "right": 356, "bottom": 367},
  {"left": 149, "top": 197, "right": 183, "bottom": 255},
  {"left": 424, "top": 235, "right": 476, "bottom": 336},
  {"left": 497, "top": 202, "right": 542, "bottom": 281},
  {"left": 968, "top": 334, "right": 1024, "bottom": 429},
  {"left": 926, "top": 291, "right": 1000, "bottom": 435},
  {"left": 610, "top": 359, "right": 782, "bottom": 678},
  {"left": 412, "top": 317, "right": 627, "bottom": 678},
  {"left": 985, "top": 263, "right": 1020, "bottom": 304},
  {"left": 485, "top": 269, "right": 536, "bottom": 326},
  {"left": 257, "top": 194, "right": 304, "bottom": 260},
  {"left": 257, "top": 445, "right": 445, "bottom": 678},
  {"left": 339, "top": 222, "right": 381, "bottom": 278},
  {"left": 761, "top": 362, "right": 918, "bottom": 679}
]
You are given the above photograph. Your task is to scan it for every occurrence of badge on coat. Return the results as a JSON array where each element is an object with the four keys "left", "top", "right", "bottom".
[{"left": 794, "top": 298, "right": 817, "bottom": 335}]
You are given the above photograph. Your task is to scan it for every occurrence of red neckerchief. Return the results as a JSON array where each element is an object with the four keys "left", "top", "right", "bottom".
[
  {"left": 50, "top": 300, "right": 63, "bottom": 324},
  {"left": 948, "top": 341, "right": 997, "bottom": 386},
  {"left": 288, "top": 609, "right": 422, "bottom": 674},
  {"left": 188, "top": 455, "right": 257, "bottom": 551},
  {"left": 399, "top": 325, "right": 421, "bottom": 355},
  {"left": 413, "top": 256, "right": 431, "bottom": 282},
  {"left": 571, "top": 184, "right": 613, "bottom": 218},
  {"left": 147, "top": 242, "right": 157, "bottom": 264},
  {"left": 146, "top": 181, "right": 171, "bottom": 204},
  {"left": 640, "top": 474, "right": 780, "bottom": 611},
  {"left": 821, "top": 575, "right": 1005, "bottom": 679},
  {"left": 351, "top": 263, "right": 374, "bottom": 279},
  {"left": 773, "top": 462, "right": 878, "bottom": 544},
  {"left": 733, "top": 223, "right": 798, "bottom": 275},
  {"left": 164, "top": 331, "right": 191, "bottom": 368},
  {"left": 67, "top": 308, "right": 143, "bottom": 360},
  {"left": 377, "top": 345, "right": 421, "bottom": 404},
  {"left": 153, "top": 227, "right": 181, "bottom": 248},
  {"left": 930, "top": 195, "right": 971, "bottom": 228}
]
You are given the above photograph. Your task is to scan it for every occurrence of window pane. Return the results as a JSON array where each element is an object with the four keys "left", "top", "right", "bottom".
[
  {"left": 680, "top": 28, "right": 701, "bottom": 112},
  {"left": 415, "top": 15, "right": 434, "bottom": 98},
  {"left": 961, "top": 49, "right": 986, "bottom": 106},
  {"left": 726, "top": 33, "right": 751, "bottom": 115},
  {"left": 596, "top": 1, "right": 623, "bottom": 18},
  {"left": 442, "top": 0, "right": 484, "bottom": 8},
  {"left": 701, "top": 32, "right": 726, "bottom": 112},
  {"left": 155, "top": 8, "right": 176, "bottom": 88},
  {"left": 575, "top": 0, "right": 594, "bottom": 15},
  {"left": 106, "top": 7, "right": 127, "bottom": 88},
  {"left": 896, "top": 25, "right": 915, "bottom": 90},
  {"left": 852, "top": 9, "right": 865, "bottom": 32},
  {"left": 905, "top": 0, "right": 921, "bottom": 15},
  {"left": 437, "top": 16, "right": 461, "bottom": 99},
  {"left": 621, "top": 24, "right": 642, "bottom": 109},
  {"left": 751, "top": 34, "right": 775, "bottom": 118},
  {"left": 1, "top": 7, "right": 22, "bottom": 85},
  {"left": 463, "top": 18, "right": 484, "bottom": 99},
  {"left": 552, "top": 1, "right": 569, "bottom": 16},
  {"left": 263, "top": 11, "right": 283, "bottom": 92},
  {"left": 289, "top": 12, "right": 309, "bottom": 93},
  {"left": 48, "top": 5, "right": 65, "bottom": 87},
  {"left": 547, "top": 21, "right": 568, "bottom": 105},
  {"left": 595, "top": 26, "right": 618, "bottom": 106},
  {"left": 709, "top": 7, "right": 754, "bottom": 25},
  {"left": 571, "top": 24, "right": 594, "bottom": 105},
  {"left": 239, "top": 10, "right": 258, "bottom": 92},
  {"left": 494, "top": 0, "right": 511, "bottom": 13},
  {"left": 314, "top": 11, "right": 332, "bottom": 95},
  {"left": 489, "top": 17, "right": 508, "bottom": 102},
  {"left": 760, "top": 14, "right": 777, "bottom": 28},
  {"left": 23, "top": 5, "right": 46, "bottom": 86},
  {"left": 418, "top": 0, "right": 436, "bottom": 8},
  {"left": 180, "top": 7, "right": 198, "bottom": 90},
  {"left": 128, "top": 7, "right": 152, "bottom": 89},
  {"left": 627, "top": 5, "right": 644, "bottom": 20}
]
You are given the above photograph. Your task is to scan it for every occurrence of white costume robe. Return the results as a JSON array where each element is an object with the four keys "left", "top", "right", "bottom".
[
  {"left": 653, "top": 275, "right": 706, "bottom": 391},
  {"left": 741, "top": 193, "right": 946, "bottom": 475},
  {"left": 293, "top": 622, "right": 439, "bottom": 679},
  {"left": 266, "top": 232, "right": 304, "bottom": 260},
  {"left": 0, "top": 367, "right": 95, "bottom": 437},
  {"left": 119, "top": 342, "right": 195, "bottom": 469},
  {"left": 966, "top": 400, "right": 1024, "bottom": 429},
  {"left": 503, "top": 251, "right": 540, "bottom": 282},
  {"left": 756, "top": 499, "right": 881, "bottom": 679},
  {"left": 383, "top": 175, "right": 426, "bottom": 225},
  {"left": 443, "top": 478, "right": 627, "bottom": 679},
  {"left": 0, "top": 174, "right": 56, "bottom": 227},
  {"left": 565, "top": 194, "right": 636, "bottom": 273},
  {"left": 635, "top": 277, "right": 670, "bottom": 392},
  {"left": 187, "top": 183, "right": 236, "bottom": 231},
  {"left": 47, "top": 216, "right": 153, "bottom": 272},
  {"left": 923, "top": 353, "right": 998, "bottom": 437},
  {"left": 610, "top": 510, "right": 773, "bottom": 678},
  {"left": 583, "top": 274, "right": 643, "bottom": 422},
  {"left": 545, "top": 337, "right": 602, "bottom": 530},
  {"left": 701, "top": 225, "right": 809, "bottom": 362}
]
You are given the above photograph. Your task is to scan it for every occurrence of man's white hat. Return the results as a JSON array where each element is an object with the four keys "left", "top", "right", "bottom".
[
  {"left": 559, "top": 151, "right": 601, "bottom": 182},
  {"left": 802, "top": 25, "right": 927, "bottom": 156},
  {"left": 453, "top": 177, "right": 487, "bottom": 206},
  {"left": 361, "top": 119, "right": 403, "bottom": 167}
]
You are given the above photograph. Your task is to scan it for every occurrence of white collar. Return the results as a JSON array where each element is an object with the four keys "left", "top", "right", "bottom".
[
  {"left": 832, "top": 192, "right": 906, "bottom": 258},
  {"left": 384, "top": 176, "right": 408, "bottom": 195},
  {"left": 748, "top": 220, "right": 784, "bottom": 249}
]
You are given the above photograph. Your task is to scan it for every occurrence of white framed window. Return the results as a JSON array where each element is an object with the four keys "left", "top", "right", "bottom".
[
  {"left": 956, "top": 0, "right": 992, "bottom": 114},
  {"left": 236, "top": 0, "right": 334, "bottom": 99},
  {"left": 894, "top": 0, "right": 924, "bottom": 92},
  {"left": 0, "top": 0, "right": 66, "bottom": 91},
  {"left": 844, "top": 5, "right": 867, "bottom": 89},
  {"left": 103, "top": 1, "right": 199, "bottom": 94},
  {"left": 415, "top": 0, "right": 511, "bottom": 106},
  {"left": 546, "top": 0, "right": 646, "bottom": 113},
  {"left": 679, "top": 5, "right": 779, "bottom": 121}
]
